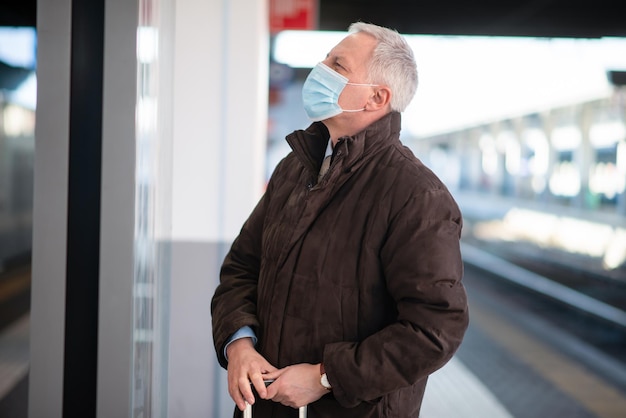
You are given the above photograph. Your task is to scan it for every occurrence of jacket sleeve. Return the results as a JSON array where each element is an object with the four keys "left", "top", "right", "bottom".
[
  {"left": 211, "top": 190, "right": 269, "bottom": 369},
  {"left": 324, "top": 187, "right": 469, "bottom": 407}
]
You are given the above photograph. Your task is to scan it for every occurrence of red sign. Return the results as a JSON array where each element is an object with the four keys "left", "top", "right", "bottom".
[{"left": 270, "top": 0, "right": 318, "bottom": 33}]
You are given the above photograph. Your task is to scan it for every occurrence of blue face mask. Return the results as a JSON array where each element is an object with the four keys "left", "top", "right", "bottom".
[{"left": 302, "top": 62, "right": 378, "bottom": 122}]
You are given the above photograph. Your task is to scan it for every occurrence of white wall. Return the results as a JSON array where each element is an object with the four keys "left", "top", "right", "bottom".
[{"left": 168, "top": 1, "right": 269, "bottom": 417}]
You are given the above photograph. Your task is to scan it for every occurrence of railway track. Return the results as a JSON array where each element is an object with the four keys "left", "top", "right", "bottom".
[{"left": 461, "top": 241, "right": 626, "bottom": 393}]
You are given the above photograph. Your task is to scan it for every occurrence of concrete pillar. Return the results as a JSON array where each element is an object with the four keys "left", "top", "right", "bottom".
[
  {"left": 616, "top": 89, "right": 626, "bottom": 215},
  {"left": 575, "top": 103, "right": 594, "bottom": 209},
  {"left": 488, "top": 121, "right": 505, "bottom": 195},
  {"left": 29, "top": 0, "right": 71, "bottom": 416},
  {"left": 541, "top": 109, "right": 558, "bottom": 204},
  {"left": 30, "top": 0, "right": 268, "bottom": 417},
  {"left": 168, "top": 1, "right": 269, "bottom": 417}
]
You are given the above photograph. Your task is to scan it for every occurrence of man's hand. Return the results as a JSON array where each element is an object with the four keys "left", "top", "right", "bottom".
[
  {"left": 226, "top": 338, "right": 277, "bottom": 411},
  {"left": 263, "top": 363, "right": 328, "bottom": 408}
]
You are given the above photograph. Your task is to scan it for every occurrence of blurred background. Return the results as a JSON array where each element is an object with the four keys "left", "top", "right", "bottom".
[{"left": 0, "top": 0, "right": 625, "bottom": 417}]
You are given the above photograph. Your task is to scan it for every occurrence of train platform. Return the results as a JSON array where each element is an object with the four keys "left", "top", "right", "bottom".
[
  {"left": 1, "top": 241, "right": 625, "bottom": 417},
  {"left": 0, "top": 314, "right": 29, "bottom": 418},
  {"left": 191, "top": 239, "right": 626, "bottom": 417},
  {"left": 8, "top": 307, "right": 622, "bottom": 418},
  {"left": 2, "top": 303, "right": 625, "bottom": 417},
  {"left": 454, "top": 190, "right": 626, "bottom": 284}
]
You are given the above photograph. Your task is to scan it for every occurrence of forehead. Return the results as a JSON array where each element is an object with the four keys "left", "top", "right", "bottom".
[{"left": 328, "top": 32, "right": 377, "bottom": 66}]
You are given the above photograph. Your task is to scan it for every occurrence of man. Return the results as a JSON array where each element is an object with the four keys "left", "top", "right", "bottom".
[{"left": 211, "top": 22, "right": 469, "bottom": 417}]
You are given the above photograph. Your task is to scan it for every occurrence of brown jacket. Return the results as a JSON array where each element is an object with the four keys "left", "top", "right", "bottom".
[{"left": 211, "top": 112, "right": 469, "bottom": 417}]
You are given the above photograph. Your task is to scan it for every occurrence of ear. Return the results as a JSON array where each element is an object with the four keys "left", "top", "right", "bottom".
[{"left": 368, "top": 86, "right": 392, "bottom": 110}]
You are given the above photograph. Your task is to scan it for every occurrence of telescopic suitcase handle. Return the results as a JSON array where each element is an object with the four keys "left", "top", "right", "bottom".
[{"left": 243, "top": 380, "right": 307, "bottom": 418}]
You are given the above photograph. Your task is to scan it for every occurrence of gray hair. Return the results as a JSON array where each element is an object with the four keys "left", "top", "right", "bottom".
[{"left": 348, "top": 22, "right": 418, "bottom": 112}]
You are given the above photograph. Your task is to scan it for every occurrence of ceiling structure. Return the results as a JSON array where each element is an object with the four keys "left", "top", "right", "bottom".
[
  {"left": 317, "top": 0, "right": 626, "bottom": 38},
  {"left": 2, "top": 0, "right": 625, "bottom": 38},
  {"left": 0, "top": 0, "right": 36, "bottom": 27}
]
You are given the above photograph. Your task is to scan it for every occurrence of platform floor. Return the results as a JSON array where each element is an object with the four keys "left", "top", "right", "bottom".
[
  {"left": 0, "top": 314, "right": 28, "bottom": 402},
  {"left": 421, "top": 356, "right": 514, "bottom": 417},
  {"left": 0, "top": 320, "right": 516, "bottom": 418},
  {"left": 2, "top": 252, "right": 626, "bottom": 417},
  {"left": 2, "top": 303, "right": 626, "bottom": 418}
]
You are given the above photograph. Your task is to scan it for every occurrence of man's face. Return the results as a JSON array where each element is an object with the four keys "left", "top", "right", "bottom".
[{"left": 321, "top": 32, "right": 378, "bottom": 116}]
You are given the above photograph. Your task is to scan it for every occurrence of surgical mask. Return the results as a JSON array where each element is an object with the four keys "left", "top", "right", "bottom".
[{"left": 302, "top": 62, "right": 378, "bottom": 121}]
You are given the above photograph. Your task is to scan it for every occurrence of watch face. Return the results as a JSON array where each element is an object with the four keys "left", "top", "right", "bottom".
[{"left": 321, "top": 373, "right": 331, "bottom": 389}]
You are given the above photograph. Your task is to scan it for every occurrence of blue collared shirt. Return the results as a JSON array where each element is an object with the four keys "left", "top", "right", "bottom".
[{"left": 224, "top": 326, "right": 258, "bottom": 360}]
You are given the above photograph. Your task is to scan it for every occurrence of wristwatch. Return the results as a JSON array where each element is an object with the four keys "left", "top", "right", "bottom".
[{"left": 320, "top": 363, "right": 332, "bottom": 390}]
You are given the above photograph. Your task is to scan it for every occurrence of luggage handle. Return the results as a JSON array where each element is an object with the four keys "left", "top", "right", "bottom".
[{"left": 243, "top": 380, "right": 308, "bottom": 418}]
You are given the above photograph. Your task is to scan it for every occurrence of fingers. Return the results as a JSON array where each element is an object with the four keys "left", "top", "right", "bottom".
[
  {"left": 250, "top": 371, "right": 268, "bottom": 399},
  {"left": 265, "top": 363, "right": 326, "bottom": 408},
  {"left": 229, "top": 375, "right": 254, "bottom": 411},
  {"left": 227, "top": 346, "right": 278, "bottom": 410},
  {"left": 260, "top": 368, "right": 283, "bottom": 381},
  {"left": 231, "top": 371, "right": 275, "bottom": 410}
]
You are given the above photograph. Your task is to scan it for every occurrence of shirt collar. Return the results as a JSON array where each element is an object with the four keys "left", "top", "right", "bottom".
[{"left": 324, "top": 140, "right": 333, "bottom": 158}]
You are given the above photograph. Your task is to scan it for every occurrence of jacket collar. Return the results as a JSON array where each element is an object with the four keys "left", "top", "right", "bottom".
[{"left": 286, "top": 111, "right": 402, "bottom": 175}]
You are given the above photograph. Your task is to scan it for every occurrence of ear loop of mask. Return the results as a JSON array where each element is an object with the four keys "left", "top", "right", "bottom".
[{"left": 341, "top": 82, "right": 379, "bottom": 112}]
